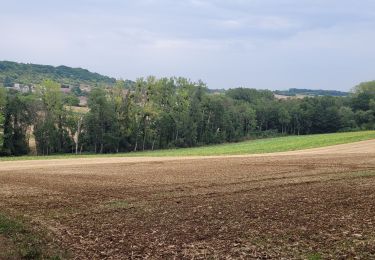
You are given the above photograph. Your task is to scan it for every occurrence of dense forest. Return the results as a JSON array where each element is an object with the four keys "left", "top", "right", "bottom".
[
  {"left": 0, "top": 76, "right": 374, "bottom": 156},
  {"left": 0, "top": 61, "right": 134, "bottom": 87}
]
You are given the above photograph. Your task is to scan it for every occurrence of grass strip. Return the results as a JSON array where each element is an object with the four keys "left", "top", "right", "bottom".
[
  {"left": 1, "top": 130, "right": 374, "bottom": 161},
  {"left": 0, "top": 213, "right": 63, "bottom": 259}
]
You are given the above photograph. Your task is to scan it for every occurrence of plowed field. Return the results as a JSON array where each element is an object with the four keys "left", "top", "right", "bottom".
[{"left": 1, "top": 140, "right": 375, "bottom": 259}]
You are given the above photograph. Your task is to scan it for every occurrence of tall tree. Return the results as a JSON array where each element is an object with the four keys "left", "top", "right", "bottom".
[
  {"left": 85, "top": 87, "right": 117, "bottom": 153},
  {"left": 0, "top": 87, "right": 6, "bottom": 146},
  {"left": 34, "top": 79, "right": 71, "bottom": 155},
  {"left": 278, "top": 106, "right": 291, "bottom": 134},
  {"left": 2, "top": 91, "right": 34, "bottom": 155}
]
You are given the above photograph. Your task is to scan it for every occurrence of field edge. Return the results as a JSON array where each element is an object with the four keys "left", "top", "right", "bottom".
[{"left": 1, "top": 130, "right": 374, "bottom": 161}]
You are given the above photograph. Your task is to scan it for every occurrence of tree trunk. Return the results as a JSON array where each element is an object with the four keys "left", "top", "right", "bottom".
[
  {"left": 59, "top": 115, "right": 63, "bottom": 152},
  {"left": 142, "top": 133, "right": 146, "bottom": 151},
  {"left": 152, "top": 140, "right": 155, "bottom": 150},
  {"left": 134, "top": 132, "right": 138, "bottom": 152},
  {"left": 75, "top": 117, "right": 83, "bottom": 155},
  {"left": 75, "top": 142, "right": 79, "bottom": 155}
]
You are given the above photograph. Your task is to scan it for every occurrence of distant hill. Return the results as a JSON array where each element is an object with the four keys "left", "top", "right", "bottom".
[
  {"left": 207, "top": 88, "right": 226, "bottom": 94},
  {"left": 0, "top": 61, "right": 350, "bottom": 97},
  {"left": 0, "top": 61, "right": 133, "bottom": 88},
  {"left": 274, "top": 88, "right": 349, "bottom": 97},
  {"left": 209, "top": 87, "right": 349, "bottom": 97}
]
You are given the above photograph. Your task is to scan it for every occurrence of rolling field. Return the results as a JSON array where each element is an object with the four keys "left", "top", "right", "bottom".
[{"left": 0, "top": 139, "right": 375, "bottom": 259}]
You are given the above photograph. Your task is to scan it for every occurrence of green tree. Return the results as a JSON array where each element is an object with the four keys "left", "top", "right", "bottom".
[
  {"left": 2, "top": 91, "right": 34, "bottom": 155},
  {"left": 339, "top": 106, "right": 357, "bottom": 130},
  {"left": 85, "top": 87, "right": 117, "bottom": 153},
  {"left": 351, "top": 81, "right": 375, "bottom": 111},
  {"left": 278, "top": 106, "right": 291, "bottom": 134},
  {"left": 34, "top": 80, "right": 72, "bottom": 155},
  {"left": 64, "top": 94, "right": 80, "bottom": 106},
  {"left": 0, "top": 87, "right": 6, "bottom": 145},
  {"left": 109, "top": 80, "right": 134, "bottom": 152},
  {"left": 352, "top": 81, "right": 375, "bottom": 95},
  {"left": 65, "top": 108, "right": 84, "bottom": 154},
  {"left": 3, "top": 76, "right": 13, "bottom": 88},
  {"left": 288, "top": 100, "right": 303, "bottom": 135}
]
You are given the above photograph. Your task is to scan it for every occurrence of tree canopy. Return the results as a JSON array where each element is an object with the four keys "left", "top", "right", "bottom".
[
  {"left": 0, "top": 77, "right": 374, "bottom": 156},
  {"left": 0, "top": 61, "right": 134, "bottom": 88}
]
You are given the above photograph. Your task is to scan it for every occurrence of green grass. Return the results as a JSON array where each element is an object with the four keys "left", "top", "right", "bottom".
[
  {"left": 307, "top": 253, "right": 322, "bottom": 260},
  {"left": 0, "top": 213, "right": 64, "bottom": 259},
  {"left": 1, "top": 131, "right": 375, "bottom": 161},
  {"left": 0, "top": 214, "right": 23, "bottom": 237},
  {"left": 104, "top": 200, "right": 131, "bottom": 209}
]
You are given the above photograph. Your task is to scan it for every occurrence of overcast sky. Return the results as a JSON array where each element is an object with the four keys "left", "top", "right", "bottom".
[{"left": 1, "top": 0, "right": 375, "bottom": 90}]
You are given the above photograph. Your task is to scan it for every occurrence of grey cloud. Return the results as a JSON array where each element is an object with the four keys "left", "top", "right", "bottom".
[{"left": 1, "top": 0, "right": 374, "bottom": 90}]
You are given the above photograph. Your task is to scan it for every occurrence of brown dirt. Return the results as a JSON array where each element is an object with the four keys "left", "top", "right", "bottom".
[
  {"left": 0, "top": 235, "right": 19, "bottom": 259},
  {"left": 0, "top": 140, "right": 375, "bottom": 259}
]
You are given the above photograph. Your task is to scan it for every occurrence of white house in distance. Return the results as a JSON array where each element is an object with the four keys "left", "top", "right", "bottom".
[{"left": 9, "top": 83, "right": 35, "bottom": 93}]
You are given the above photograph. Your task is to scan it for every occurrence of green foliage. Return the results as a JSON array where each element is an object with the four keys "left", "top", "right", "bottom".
[
  {"left": 0, "top": 213, "right": 64, "bottom": 259},
  {"left": 353, "top": 81, "right": 375, "bottom": 95},
  {"left": 339, "top": 106, "right": 356, "bottom": 130},
  {"left": 227, "top": 87, "right": 274, "bottom": 104},
  {"left": 63, "top": 93, "right": 80, "bottom": 106},
  {"left": 3, "top": 76, "right": 13, "bottom": 87},
  {"left": 0, "top": 60, "right": 119, "bottom": 87},
  {"left": 1, "top": 75, "right": 375, "bottom": 156},
  {"left": 2, "top": 131, "right": 374, "bottom": 160},
  {"left": 0, "top": 214, "right": 23, "bottom": 236},
  {"left": 0, "top": 87, "right": 6, "bottom": 145},
  {"left": 32, "top": 80, "right": 74, "bottom": 155},
  {"left": 2, "top": 91, "right": 34, "bottom": 155},
  {"left": 0, "top": 87, "right": 6, "bottom": 109},
  {"left": 278, "top": 106, "right": 291, "bottom": 134},
  {"left": 351, "top": 81, "right": 375, "bottom": 111},
  {"left": 71, "top": 85, "right": 83, "bottom": 96},
  {"left": 85, "top": 87, "right": 118, "bottom": 153},
  {"left": 121, "top": 130, "right": 375, "bottom": 157},
  {"left": 0, "top": 213, "right": 41, "bottom": 259}
]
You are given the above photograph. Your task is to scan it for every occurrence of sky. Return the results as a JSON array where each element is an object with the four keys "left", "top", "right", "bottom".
[{"left": 1, "top": 0, "right": 375, "bottom": 91}]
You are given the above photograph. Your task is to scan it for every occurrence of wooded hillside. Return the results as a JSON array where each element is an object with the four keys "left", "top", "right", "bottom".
[{"left": 0, "top": 61, "right": 123, "bottom": 87}]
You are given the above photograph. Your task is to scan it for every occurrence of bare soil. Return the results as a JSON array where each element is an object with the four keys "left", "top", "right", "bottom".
[
  {"left": 0, "top": 235, "right": 19, "bottom": 260},
  {"left": 0, "top": 140, "right": 375, "bottom": 259}
]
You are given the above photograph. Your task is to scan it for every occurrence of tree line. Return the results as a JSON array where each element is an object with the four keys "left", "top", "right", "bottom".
[{"left": 0, "top": 77, "right": 374, "bottom": 156}]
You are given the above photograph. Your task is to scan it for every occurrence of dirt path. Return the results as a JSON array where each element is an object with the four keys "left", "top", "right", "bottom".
[{"left": 0, "top": 140, "right": 375, "bottom": 258}]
